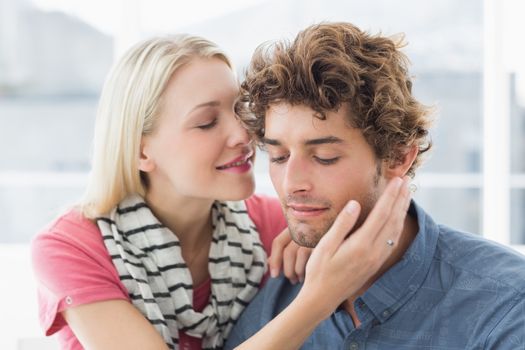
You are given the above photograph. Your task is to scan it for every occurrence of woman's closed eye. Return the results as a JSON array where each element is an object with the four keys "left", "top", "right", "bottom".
[
  {"left": 269, "top": 154, "right": 289, "bottom": 164},
  {"left": 197, "top": 118, "right": 218, "bottom": 130}
]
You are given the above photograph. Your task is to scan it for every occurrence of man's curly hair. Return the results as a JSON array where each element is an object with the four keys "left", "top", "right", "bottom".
[{"left": 235, "top": 22, "right": 432, "bottom": 176}]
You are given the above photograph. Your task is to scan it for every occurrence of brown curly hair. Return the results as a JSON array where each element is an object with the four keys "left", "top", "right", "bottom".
[{"left": 236, "top": 22, "right": 432, "bottom": 176}]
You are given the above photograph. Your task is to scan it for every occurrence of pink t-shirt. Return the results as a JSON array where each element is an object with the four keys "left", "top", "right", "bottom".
[{"left": 31, "top": 194, "right": 286, "bottom": 350}]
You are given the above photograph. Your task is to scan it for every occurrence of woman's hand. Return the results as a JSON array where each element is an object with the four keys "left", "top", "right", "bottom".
[
  {"left": 298, "top": 176, "right": 412, "bottom": 318},
  {"left": 234, "top": 177, "right": 411, "bottom": 350},
  {"left": 268, "top": 228, "right": 312, "bottom": 284}
]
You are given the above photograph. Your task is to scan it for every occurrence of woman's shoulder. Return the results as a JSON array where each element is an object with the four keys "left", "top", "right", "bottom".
[
  {"left": 244, "top": 193, "right": 284, "bottom": 228},
  {"left": 245, "top": 194, "right": 282, "bottom": 215},
  {"left": 32, "top": 208, "right": 102, "bottom": 249},
  {"left": 31, "top": 208, "right": 110, "bottom": 268},
  {"left": 244, "top": 194, "right": 287, "bottom": 255}
]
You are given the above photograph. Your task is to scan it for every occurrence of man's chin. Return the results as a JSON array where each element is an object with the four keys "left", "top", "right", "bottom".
[
  {"left": 289, "top": 227, "right": 325, "bottom": 248},
  {"left": 286, "top": 218, "right": 331, "bottom": 246},
  {"left": 290, "top": 234, "right": 317, "bottom": 248}
]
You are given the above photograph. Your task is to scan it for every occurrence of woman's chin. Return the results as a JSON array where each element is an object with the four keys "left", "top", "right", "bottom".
[{"left": 220, "top": 181, "right": 256, "bottom": 201}]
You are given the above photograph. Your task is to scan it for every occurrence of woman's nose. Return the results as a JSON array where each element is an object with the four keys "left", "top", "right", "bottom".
[{"left": 227, "top": 114, "right": 251, "bottom": 147}]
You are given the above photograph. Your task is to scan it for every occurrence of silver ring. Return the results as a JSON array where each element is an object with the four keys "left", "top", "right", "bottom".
[
  {"left": 408, "top": 183, "right": 418, "bottom": 193},
  {"left": 386, "top": 239, "right": 395, "bottom": 247}
]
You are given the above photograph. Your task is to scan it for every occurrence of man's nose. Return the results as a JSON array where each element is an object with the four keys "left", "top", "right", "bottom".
[{"left": 282, "top": 155, "right": 313, "bottom": 195}]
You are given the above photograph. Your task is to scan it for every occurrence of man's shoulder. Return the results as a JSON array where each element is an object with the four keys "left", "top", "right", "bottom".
[
  {"left": 225, "top": 275, "right": 301, "bottom": 349},
  {"left": 245, "top": 274, "right": 302, "bottom": 317},
  {"left": 434, "top": 224, "right": 525, "bottom": 293}
]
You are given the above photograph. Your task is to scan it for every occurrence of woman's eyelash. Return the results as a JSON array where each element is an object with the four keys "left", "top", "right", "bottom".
[
  {"left": 197, "top": 118, "right": 218, "bottom": 130},
  {"left": 269, "top": 155, "right": 288, "bottom": 164}
]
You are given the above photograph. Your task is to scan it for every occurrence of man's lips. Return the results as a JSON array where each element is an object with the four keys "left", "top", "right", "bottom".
[{"left": 287, "top": 204, "right": 329, "bottom": 218}]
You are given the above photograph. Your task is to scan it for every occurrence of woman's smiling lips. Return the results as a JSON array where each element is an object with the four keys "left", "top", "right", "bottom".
[{"left": 216, "top": 151, "right": 254, "bottom": 174}]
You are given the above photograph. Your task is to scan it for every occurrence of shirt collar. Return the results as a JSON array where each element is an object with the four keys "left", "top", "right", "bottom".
[{"left": 356, "top": 200, "right": 439, "bottom": 324}]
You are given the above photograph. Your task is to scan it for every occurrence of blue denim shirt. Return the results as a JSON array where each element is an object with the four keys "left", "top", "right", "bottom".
[{"left": 225, "top": 202, "right": 525, "bottom": 349}]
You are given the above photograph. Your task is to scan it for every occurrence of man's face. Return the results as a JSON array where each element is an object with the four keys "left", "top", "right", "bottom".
[{"left": 264, "top": 103, "right": 386, "bottom": 247}]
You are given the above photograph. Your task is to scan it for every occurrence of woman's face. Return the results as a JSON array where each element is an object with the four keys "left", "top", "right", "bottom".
[{"left": 140, "top": 57, "right": 255, "bottom": 202}]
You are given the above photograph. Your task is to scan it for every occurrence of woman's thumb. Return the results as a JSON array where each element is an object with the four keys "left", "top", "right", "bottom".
[{"left": 316, "top": 200, "right": 361, "bottom": 252}]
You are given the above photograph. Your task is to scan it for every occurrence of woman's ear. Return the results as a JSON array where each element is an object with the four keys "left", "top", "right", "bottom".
[
  {"left": 383, "top": 144, "right": 418, "bottom": 178},
  {"left": 138, "top": 138, "right": 155, "bottom": 173}
]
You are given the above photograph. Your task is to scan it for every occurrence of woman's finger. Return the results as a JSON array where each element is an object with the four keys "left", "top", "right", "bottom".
[
  {"left": 337, "top": 177, "right": 409, "bottom": 265},
  {"left": 282, "top": 242, "right": 299, "bottom": 284},
  {"left": 294, "top": 247, "right": 312, "bottom": 283},
  {"left": 268, "top": 228, "right": 292, "bottom": 278},
  {"left": 371, "top": 176, "right": 411, "bottom": 247},
  {"left": 355, "top": 177, "right": 404, "bottom": 241},
  {"left": 315, "top": 199, "right": 361, "bottom": 254}
]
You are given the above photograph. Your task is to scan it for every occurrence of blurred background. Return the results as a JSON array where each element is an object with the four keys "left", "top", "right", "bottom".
[{"left": 1, "top": 0, "right": 524, "bottom": 348}]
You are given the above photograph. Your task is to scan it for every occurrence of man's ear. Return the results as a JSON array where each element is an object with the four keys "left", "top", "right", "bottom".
[
  {"left": 138, "top": 138, "right": 155, "bottom": 173},
  {"left": 383, "top": 144, "right": 418, "bottom": 178}
]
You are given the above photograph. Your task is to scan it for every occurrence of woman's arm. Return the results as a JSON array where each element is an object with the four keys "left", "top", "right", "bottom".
[
  {"left": 62, "top": 300, "right": 169, "bottom": 350},
  {"left": 31, "top": 212, "right": 171, "bottom": 350},
  {"left": 236, "top": 176, "right": 411, "bottom": 349},
  {"left": 268, "top": 228, "right": 312, "bottom": 284}
]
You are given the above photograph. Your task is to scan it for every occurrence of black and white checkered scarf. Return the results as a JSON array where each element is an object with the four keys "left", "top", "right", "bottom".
[{"left": 97, "top": 195, "right": 267, "bottom": 349}]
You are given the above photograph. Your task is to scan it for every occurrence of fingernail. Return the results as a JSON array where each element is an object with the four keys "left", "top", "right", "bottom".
[
  {"left": 345, "top": 200, "right": 358, "bottom": 214},
  {"left": 270, "top": 268, "right": 278, "bottom": 278}
]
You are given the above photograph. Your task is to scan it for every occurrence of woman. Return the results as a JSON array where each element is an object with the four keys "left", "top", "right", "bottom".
[{"left": 31, "top": 35, "right": 410, "bottom": 350}]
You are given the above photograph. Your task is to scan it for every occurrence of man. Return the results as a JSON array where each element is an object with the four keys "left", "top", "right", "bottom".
[{"left": 225, "top": 22, "right": 525, "bottom": 349}]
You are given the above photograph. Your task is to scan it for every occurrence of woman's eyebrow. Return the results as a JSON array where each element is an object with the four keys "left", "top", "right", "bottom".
[{"left": 188, "top": 101, "right": 220, "bottom": 115}]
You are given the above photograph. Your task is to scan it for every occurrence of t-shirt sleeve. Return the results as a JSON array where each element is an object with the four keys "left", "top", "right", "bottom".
[
  {"left": 31, "top": 211, "right": 129, "bottom": 336},
  {"left": 245, "top": 194, "right": 287, "bottom": 256}
]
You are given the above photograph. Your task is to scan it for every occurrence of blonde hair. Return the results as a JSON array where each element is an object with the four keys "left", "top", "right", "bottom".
[{"left": 80, "top": 35, "right": 232, "bottom": 218}]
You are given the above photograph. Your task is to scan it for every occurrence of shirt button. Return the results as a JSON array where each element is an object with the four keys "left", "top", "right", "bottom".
[
  {"left": 382, "top": 309, "right": 390, "bottom": 318},
  {"left": 349, "top": 342, "right": 359, "bottom": 350},
  {"left": 65, "top": 296, "right": 73, "bottom": 305}
]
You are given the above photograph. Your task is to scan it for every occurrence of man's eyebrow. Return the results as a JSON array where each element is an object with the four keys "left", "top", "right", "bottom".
[
  {"left": 261, "top": 136, "right": 344, "bottom": 146},
  {"left": 304, "top": 136, "right": 344, "bottom": 146}
]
